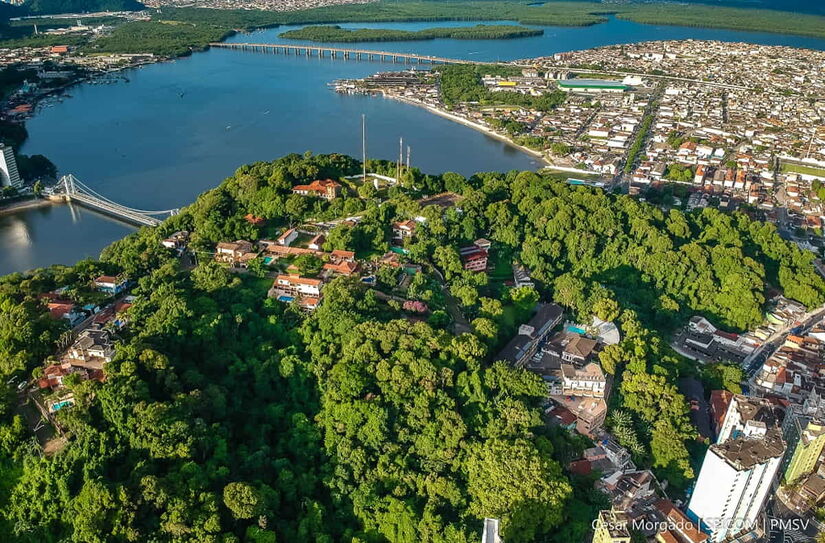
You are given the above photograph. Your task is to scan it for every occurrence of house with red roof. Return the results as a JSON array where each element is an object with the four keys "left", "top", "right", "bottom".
[
  {"left": 93, "top": 274, "right": 129, "bottom": 296},
  {"left": 392, "top": 220, "right": 417, "bottom": 240},
  {"left": 268, "top": 274, "right": 324, "bottom": 311},
  {"left": 292, "top": 179, "right": 341, "bottom": 200},
  {"left": 459, "top": 239, "right": 491, "bottom": 272}
]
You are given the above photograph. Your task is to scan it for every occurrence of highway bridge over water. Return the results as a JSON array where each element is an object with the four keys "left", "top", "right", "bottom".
[
  {"left": 56, "top": 174, "right": 178, "bottom": 227},
  {"left": 210, "top": 42, "right": 495, "bottom": 65}
]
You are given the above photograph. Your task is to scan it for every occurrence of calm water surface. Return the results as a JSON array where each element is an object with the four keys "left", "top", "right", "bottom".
[{"left": 3, "top": 17, "right": 825, "bottom": 275}]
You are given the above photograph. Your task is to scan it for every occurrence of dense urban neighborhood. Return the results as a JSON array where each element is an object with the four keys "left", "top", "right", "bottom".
[{"left": 338, "top": 40, "right": 825, "bottom": 256}]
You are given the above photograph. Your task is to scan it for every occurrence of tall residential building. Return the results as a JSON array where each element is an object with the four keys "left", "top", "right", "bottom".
[
  {"left": 714, "top": 394, "right": 784, "bottom": 445},
  {"left": 593, "top": 509, "right": 631, "bottom": 543},
  {"left": 782, "top": 391, "right": 825, "bottom": 484},
  {"left": 687, "top": 395, "right": 786, "bottom": 543},
  {"left": 0, "top": 144, "right": 20, "bottom": 188}
]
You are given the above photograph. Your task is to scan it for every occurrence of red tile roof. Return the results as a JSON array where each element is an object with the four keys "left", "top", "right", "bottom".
[
  {"left": 276, "top": 275, "right": 322, "bottom": 287},
  {"left": 655, "top": 500, "right": 708, "bottom": 543}
]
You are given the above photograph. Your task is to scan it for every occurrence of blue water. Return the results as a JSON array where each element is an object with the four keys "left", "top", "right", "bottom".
[
  {"left": 3, "top": 17, "right": 825, "bottom": 275},
  {"left": 236, "top": 18, "right": 825, "bottom": 60}
]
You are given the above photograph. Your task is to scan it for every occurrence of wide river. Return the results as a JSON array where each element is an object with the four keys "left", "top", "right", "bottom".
[{"left": 3, "top": 16, "right": 825, "bottom": 275}]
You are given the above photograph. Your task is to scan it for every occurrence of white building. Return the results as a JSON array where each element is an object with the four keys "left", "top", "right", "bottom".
[
  {"left": 560, "top": 362, "right": 606, "bottom": 398},
  {"left": 0, "top": 144, "right": 21, "bottom": 188},
  {"left": 271, "top": 274, "right": 322, "bottom": 298},
  {"left": 687, "top": 395, "right": 786, "bottom": 542},
  {"left": 715, "top": 395, "right": 783, "bottom": 445},
  {"left": 481, "top": 518, "right": 502, "bottom": 543}
]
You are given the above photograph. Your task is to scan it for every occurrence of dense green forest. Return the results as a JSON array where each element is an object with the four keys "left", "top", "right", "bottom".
[
  {"left": 279, "top": 24, "right": 543, "bottom": 43},
  {"left": 1, "top": 153, "right": 824, "bottom": 541},
  {"left": 88, "top": 20, "right": 232, "bottom": 57},
  {"left": 23, "top": 0, "right": 143, "bottom": 16},
  {"left": 435, "top": 64, "right": 567, "bottom": 112},
  {"left": 157, "top": 2, "right": 825, "bottom": 40}
]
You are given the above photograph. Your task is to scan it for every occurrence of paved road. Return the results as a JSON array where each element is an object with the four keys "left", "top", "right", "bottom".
[
  {"left": 766, "top": 495, "right": 821, "bottom": 543},
  {"left": 746, "top": 305, "right": 825, "bottom": 386}
]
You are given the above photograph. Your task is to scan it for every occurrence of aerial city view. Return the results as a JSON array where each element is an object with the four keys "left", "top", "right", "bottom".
[{"left": 2, "top": 0, "right": 825, "bottom": 542}]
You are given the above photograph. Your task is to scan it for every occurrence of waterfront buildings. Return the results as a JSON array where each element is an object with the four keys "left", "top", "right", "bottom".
[
  {"left": 0, "top": 143, "right": 20, "bottom": 188},
  {"left": 141, "top": 0, "right": 371, "bottom": 11}
]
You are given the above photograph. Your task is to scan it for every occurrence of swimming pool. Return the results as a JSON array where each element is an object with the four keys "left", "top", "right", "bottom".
[
  {"left": 566, "top": 325, "right": 587, "bottom": 335},
  {"left": 277, "top": 295, "right": 294, "bottom": 302},
  {"left": 51, "top": 400, "right": 74, "bottom": 411}
]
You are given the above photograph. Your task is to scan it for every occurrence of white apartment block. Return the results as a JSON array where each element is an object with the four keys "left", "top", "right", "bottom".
[
  {"left": 687, "top": 430, "right": 784, "bottom": 542},
  {"left": 688, "top": 395, "right": 786, "bottom": 542},
  {"left": 0, "top": 144, "right": 21, "bottom": 188}
]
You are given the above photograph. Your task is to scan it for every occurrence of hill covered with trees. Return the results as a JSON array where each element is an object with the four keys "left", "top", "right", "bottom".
[
  {"left": 279, "top": 24, "right": 543, "bottom": 43},
  {"left": 0, "top": 153, "right": 823, "bottom": 541},
  {"left": 24, "top": 0, "right": 143, "bottom": 16}
]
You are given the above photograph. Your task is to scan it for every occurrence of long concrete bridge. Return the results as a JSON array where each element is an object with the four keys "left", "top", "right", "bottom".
[
  {"left": 56, "top": 174, "right": 178, "bottom": 227},
  {"left": 209, "top": 42, "right": 493, "bottom": 65}
]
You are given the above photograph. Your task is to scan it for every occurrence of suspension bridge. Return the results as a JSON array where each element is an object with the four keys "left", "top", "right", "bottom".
[
  {"left": 209, "top": 42, "right": 494, "bottom": 65},
  {"left": 56, "top": 175, "right": 179, "bottom": 227}
]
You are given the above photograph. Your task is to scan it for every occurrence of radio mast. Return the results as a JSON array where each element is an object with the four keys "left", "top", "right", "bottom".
[{"left": 361, "top": 114, "right": 367, "bottom": 183}]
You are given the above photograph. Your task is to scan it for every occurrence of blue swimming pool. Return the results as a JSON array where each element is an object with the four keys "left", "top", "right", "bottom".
[
  {"left": 52, "top": 400, "right": 74, "bottom": 411},
  {"left": 277, "top": 295, "right": 294, "bottom": 302},
  {"left": 566, "top": 325, "right": 587, "bottom": 335}
]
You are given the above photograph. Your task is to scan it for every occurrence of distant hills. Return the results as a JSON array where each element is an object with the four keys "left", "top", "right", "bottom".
[
  {"left": 22, "top": 0, "right": 144, "bottom": 15},
  {"left": 624, "top": 0, "right": 825, "bottom": 16}
]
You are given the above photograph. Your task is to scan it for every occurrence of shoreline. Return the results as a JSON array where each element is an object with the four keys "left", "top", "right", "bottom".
[
  {"left": 0, "top": 197, "right": 52, "bottom": 216},
  {"left": 380, "top": 92, "right": 551, "bottom": 167}
]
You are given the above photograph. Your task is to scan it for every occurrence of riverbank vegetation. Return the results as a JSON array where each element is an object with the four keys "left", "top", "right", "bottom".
[
  {"left": 88, "top": 20, "right": 233, "bottom": 57},
  {"left": 279, "top": 23, "right": 543, "bottom": 43},
  {"left": 4, "top": 1, "right": 825, "bottom": 56},
  {"left": 158, "top": 2, "right": 825, "bottom": 40},
  {"left": 1, "top": 153, "right": 823, "bottom": 540}
]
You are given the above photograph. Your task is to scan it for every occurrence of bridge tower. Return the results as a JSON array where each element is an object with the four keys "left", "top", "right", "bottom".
[{"left": 61, "top": 174, "right": 77, "bottom": 197}]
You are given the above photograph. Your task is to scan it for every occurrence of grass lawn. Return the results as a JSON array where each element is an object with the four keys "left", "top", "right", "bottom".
[
  {"left": 484, "top": 246, "right": 514, "bottom": 298},
  {"left": 781, "top": 162, "right": 825, "bottom": 179},
  {"left": 489, "top": 247, "right": 514, "bottom": 281}
]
